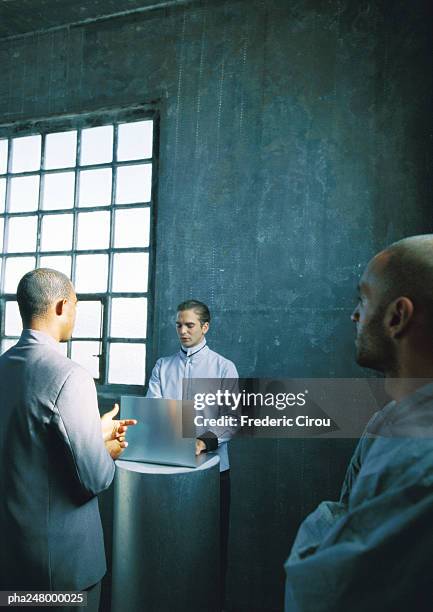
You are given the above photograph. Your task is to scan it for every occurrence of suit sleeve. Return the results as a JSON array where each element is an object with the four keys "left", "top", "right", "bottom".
[
  {"left": 51, "top": 367, "right": 115, "bottom": 501},
  {"left": 146, "top": 359, "right": 163, "bottom": 398}
]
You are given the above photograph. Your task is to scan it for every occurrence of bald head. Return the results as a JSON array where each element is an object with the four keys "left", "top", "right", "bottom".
[
  {"left": 370, "top": 235, "right": 433, "bottom": 322},
  {"left": 17, "top": 268, "right": 74, "bottom": 327},
  {"left": 353, "top": 234, "right": 433, "bottom": 389}
]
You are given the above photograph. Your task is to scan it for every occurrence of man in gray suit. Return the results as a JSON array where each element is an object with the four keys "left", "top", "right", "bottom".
[{"left": 0, "top": 268, "right": 135, "bottom": 610}]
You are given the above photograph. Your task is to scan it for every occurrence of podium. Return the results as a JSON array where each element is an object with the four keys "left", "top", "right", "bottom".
[{"left": 111, "top": 456, "right": 220, "bottom": 612}]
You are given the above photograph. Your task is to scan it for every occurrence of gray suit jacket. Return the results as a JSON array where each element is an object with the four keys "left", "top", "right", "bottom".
[{"left": 0, "top": 329, "right": 115, "bottom": 590}]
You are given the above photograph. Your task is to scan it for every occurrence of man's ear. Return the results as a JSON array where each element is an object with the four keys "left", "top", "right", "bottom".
[
  {"left": 385, "top": 297, "right": 414, "bottom": 338},
  {"left": 202, "top": 322, "right": 209, "bottom": 335},
  {"left": 55, "top": 299, "right": 67, "bottom": 316}
]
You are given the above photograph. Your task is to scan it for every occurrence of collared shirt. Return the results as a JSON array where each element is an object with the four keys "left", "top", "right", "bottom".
[{"left": 146, "top": 337, "right": 238, "bottom": 471}]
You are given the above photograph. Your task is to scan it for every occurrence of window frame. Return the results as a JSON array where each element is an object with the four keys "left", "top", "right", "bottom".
[{"left": 0, "top": 105, "right": 159, "bottom": 396}]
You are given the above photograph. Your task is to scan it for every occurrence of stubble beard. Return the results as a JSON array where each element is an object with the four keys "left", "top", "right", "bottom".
[{"left": 355, "top": 315, "right": 396, "bottom": 375}]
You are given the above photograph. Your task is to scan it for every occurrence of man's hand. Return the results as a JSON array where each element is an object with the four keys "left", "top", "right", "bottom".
[
  {"left": 101, "top": 403, "right": 137, "bottom": 443},
  {"left": 195, "top": 439, "right": 206, "bottom": 456},
  {"left": 105, "top": 438, "right": 127, "bottom": 460}
]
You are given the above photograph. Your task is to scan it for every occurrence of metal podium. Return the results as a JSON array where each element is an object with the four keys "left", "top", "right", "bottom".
[{"left": 111, "top": 456, "right": 220, "bottom": 612}]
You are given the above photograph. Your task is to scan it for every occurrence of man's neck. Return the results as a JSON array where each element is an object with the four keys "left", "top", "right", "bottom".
[
  {"left": 384, "top": 359, "right": 433, "bottom": 401},
  {"left": 27, "top": 320, "right": 60, "bottom": 343}
]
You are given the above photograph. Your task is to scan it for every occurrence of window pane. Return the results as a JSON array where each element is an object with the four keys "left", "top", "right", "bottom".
[
  {"left": 112, "top": 253, "right": 148, "bottom": 292},
  {"left": 115, "top": 164, "right": 151, "bottom": 204},
  {"left": 42, "top": 172, "right": 75, "bottom": 210},
  {"left": 0, "top": 178, "right": 5, "bottom": 213},
  {"left": 111, "top": 297, "right": 147, "bottom": 338},
  {"left": 4, "top": 257, "right": 35, "bottom": 293},
  {"left": 114, "top": 208, "right": 150, "bottom": 248},
  {"left": 0, "top": 218, "right": 3, "bottom": 252},
  {"left": 5, "top": 301, "right": 21, "bottom": 336},
  {"left": 108, "top": 343, "right": 145, "bottom": 385},
  {"left": 117, "top": 120, "right": 153, "bottom": 161},
  {"left": 1, "top": 339, "right": 17, "bottom": 354},
  {"left": 39, "top": 255, "right": 71, "bottom": 277},
  {"left": 7, "top": 215, "right": 37, "bottom": 253},
  {"left": 9, "top": 175, "right": 40, "bottom": 212},
  {"left": 79, "top": 169, "right": 112, "bottom": 207},
  {"left": 73, "top": 301, "right": 102, "bottom": 338},
  {"left": 45, "top": 130, "right": 77, "bottom": 169},
  {"left": 41, "top": 214, "right": 73, "bottom": 252},
  {"left": 77, "top": 211, "right": 110, "bottom": 250},
  {"left": 71, "top": 340, "right": 100, "bottom": 379},
  {"left": 80, "top": 126, "right": 113, "bottom": 166},
  {"left": 11, "top": 135, "right": 41, "bottom": 173},
  {"left": 0, "top": 140, "right": 8, "bottom": 174},
  {"left": 75, "top": 254, "right": 108, "bottom": 293}
]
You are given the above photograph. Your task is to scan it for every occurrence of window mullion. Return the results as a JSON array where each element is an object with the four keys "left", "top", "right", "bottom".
[
  {"left": 68, "top": 128, "right": 82, "bottom": 360},
  {"left": 35, "top": 133, "right": 46, "bottom": 267},
  {"left": 1, "top": 137, "right": 12, "bottom": 294},
  {"left": 101, "top": 123, "right": 118, "bottom": 386}
]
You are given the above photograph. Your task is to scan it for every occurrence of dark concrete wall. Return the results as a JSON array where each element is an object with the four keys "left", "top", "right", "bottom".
[{"left": 1, "top": 1, "right": 432, "bottom": 610}]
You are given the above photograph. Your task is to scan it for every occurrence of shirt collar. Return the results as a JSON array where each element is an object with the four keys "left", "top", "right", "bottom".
[
  {"left": 385, "top": 381, "right": 433, "bottom": 418},
  {"left": 179, "top": 336, "right": 208, "bottom": 359},
  {"left": 368, "top": 381, "right": 433, "bottom": 436},
  {"left": 18, "top": 328, "right": 63, "bottom": 352}
]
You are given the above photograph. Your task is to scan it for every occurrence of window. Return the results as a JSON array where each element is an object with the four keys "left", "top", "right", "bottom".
[{"left": 0, "top": 107, "right": 157, "bottom": 391}]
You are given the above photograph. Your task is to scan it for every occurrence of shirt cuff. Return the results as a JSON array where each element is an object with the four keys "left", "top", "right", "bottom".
[{"left": 197, "top": 431, "right": 218, "bottom": 452}]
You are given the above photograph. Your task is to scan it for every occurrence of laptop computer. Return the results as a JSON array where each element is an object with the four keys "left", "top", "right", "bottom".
[{"left": 119, "top": 396, "right": 211, "bottom": 468}]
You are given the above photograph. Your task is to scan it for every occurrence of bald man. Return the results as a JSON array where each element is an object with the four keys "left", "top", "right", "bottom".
[
  {"left": 0, "top": 268, "right": 136, "bottom": 610},
  {"left": 284, "top": 235, "right": 433, "bottom": 611}
]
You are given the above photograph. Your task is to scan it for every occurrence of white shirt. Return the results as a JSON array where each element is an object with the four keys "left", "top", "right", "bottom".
[{"left": 146, "top": 337, "right": 238, "bottom": 471}]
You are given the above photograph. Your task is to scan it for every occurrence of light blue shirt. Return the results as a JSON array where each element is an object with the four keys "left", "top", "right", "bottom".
[{"left": 146, "top": 337, "right": 238, "bottom": 471}]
